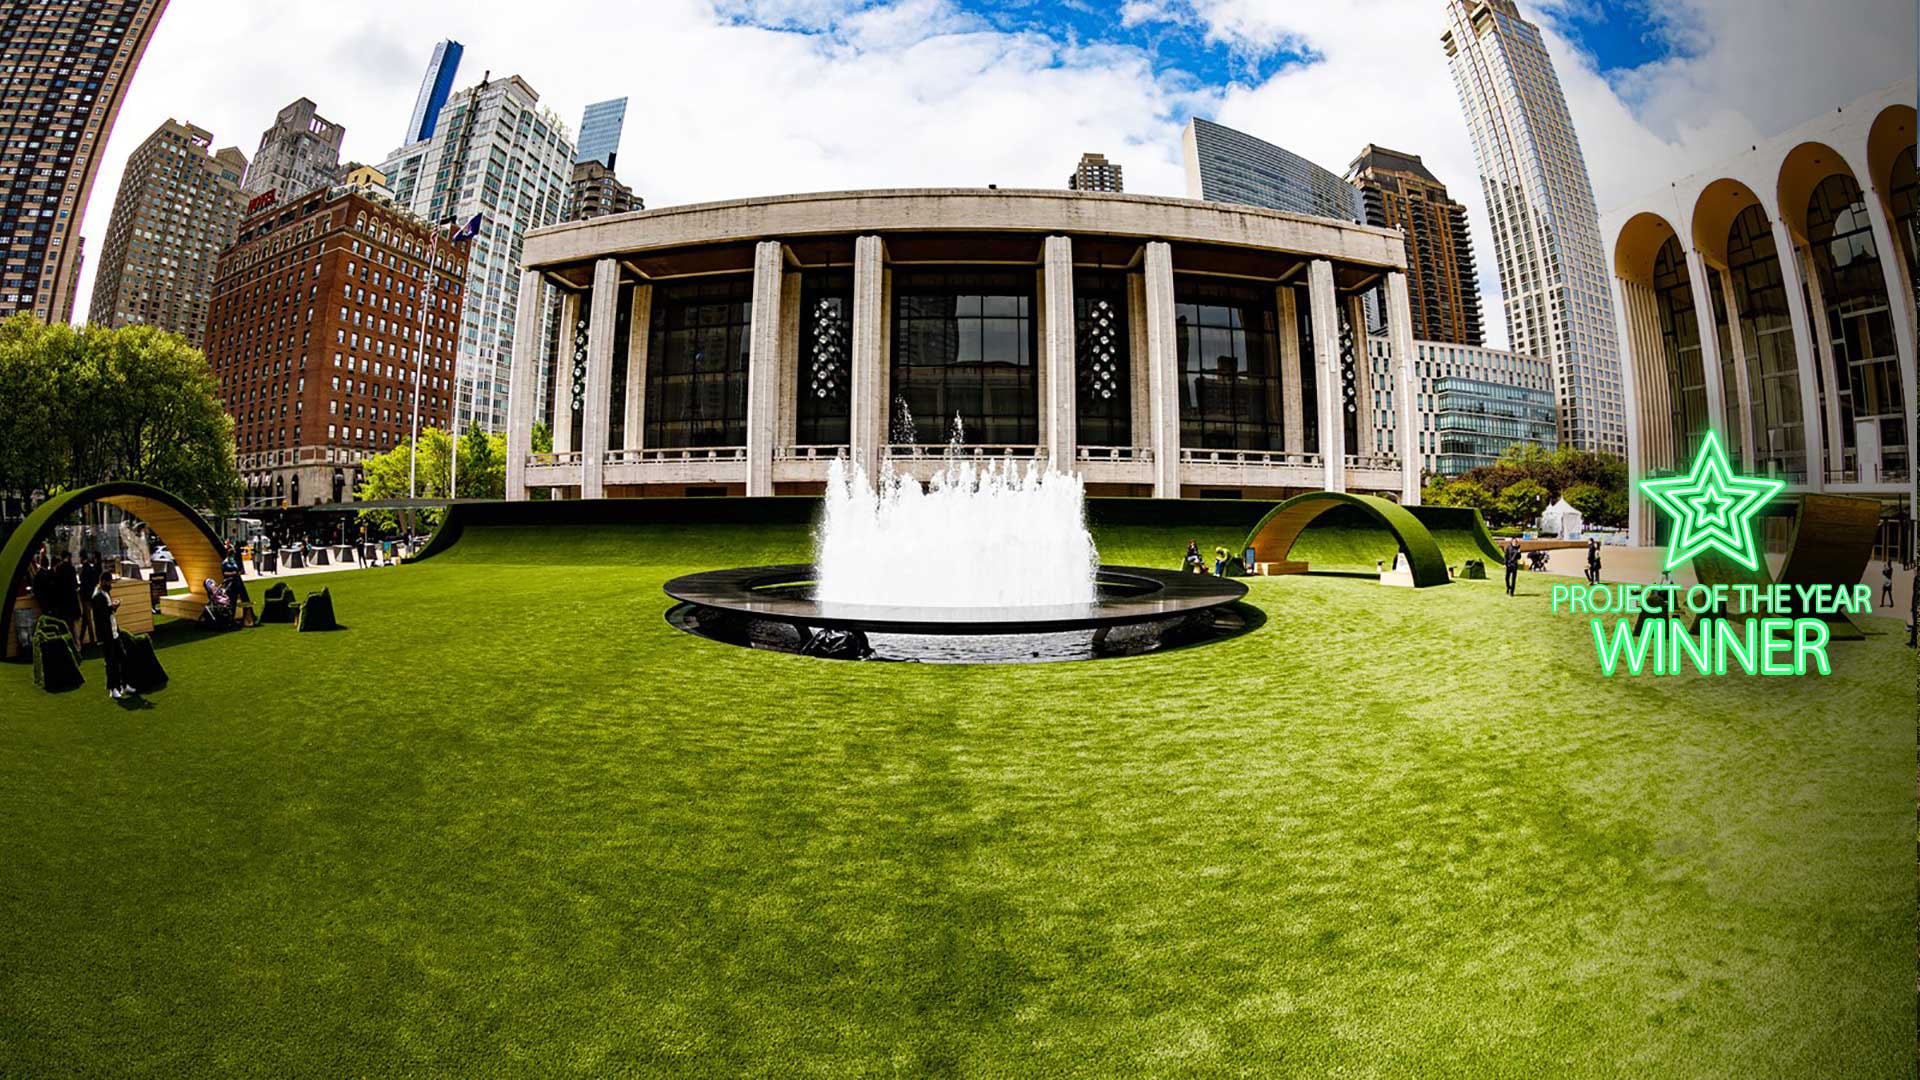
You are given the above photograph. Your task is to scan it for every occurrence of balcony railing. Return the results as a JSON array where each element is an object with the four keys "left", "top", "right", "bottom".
[
  {"left": 775, "top": 445, "right": 847, "bottom": 461},
  {"left": 611, "top": 446, "right": 748, "bottom": 464},
  {"left": 1826, "top": 466, "right": 1910, "bottom": 484},
  {"left": 527, "top": 451, "right": 582, "bottom": 467},
  {"left": 1344, "top": 453, "right": 1402, "bottom": 470},
  {"left": 885, "top": 444, "right": 1045, "bottom": 460},
  {"left": 1075, "top": 445, "right": 1153, "bottom": 463},
  {"left": 1178, "top": 448, "right": 1322, "bottom": 468}
]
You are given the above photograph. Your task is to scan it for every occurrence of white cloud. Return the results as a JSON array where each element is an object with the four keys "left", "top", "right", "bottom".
[{"left": 73, "top": 0, "right": 1916, "bottom": 354}]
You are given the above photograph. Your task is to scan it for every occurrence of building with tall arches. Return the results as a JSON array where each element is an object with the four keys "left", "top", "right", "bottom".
[
  {"left": 501, "top": 189, "right": 1429, "bottom": 503},
  {"left": 1604, "top": 82, "right": 1915, "bottom": 552}
]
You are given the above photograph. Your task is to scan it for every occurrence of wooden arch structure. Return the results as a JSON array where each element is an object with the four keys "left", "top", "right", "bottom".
[
  {"left": 1242, "top": 491, "right": 1452, "bottom": 588},
  {"left": 2, "top": 482, "right": 225, "bottom": 633}
]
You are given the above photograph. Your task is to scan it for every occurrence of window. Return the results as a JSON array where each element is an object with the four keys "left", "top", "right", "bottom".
[
  {"left": 1074, "top": 271, "right": 1131, "bottom": 446},
  {"left": 889, "top": 269, "right": 1036, "bottom": 445},
  {"left": 644, "top": 276, "right": 753, "bottom": 448},
  {"left": 796, "top": 270, "right": 851, "bottom": 445},
  {"left": 1174, "top": 277, "right": 1286, "bottom": 451}
]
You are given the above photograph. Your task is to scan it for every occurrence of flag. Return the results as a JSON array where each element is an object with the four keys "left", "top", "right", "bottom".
[{"left": 451, "top": 213, "right": 482, "bottom": 242}]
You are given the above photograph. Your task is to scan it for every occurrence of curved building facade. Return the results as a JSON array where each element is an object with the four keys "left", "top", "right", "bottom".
[
  {"left": 1182, "top": 119, "right": 1361, "bottom": 223},
  {"left": 1604, "top": 82, "right": 1915, "bottom": 545},
  {"left": 502, "top": 189, "right": 1426, "bottom": 503}
]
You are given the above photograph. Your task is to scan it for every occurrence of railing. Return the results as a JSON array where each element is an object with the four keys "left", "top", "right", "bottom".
[
  {"left": 1344, "top": 453, "right": 1401, "bottom": 470},
  {"left": 1827, "top": 466, "right": 1909, "bottom": 484},
  {"left": 527, "top": 451, "right": 582, "bottom": 467},
  {"left": 618, "top": 446, "right": 747, "bottom": 463},
  {"left": 885, "top": 444, "right": 1045, "bottom": 460},
  {"left": 1075, "top": 446, "right": 1152, "bottom": 463},
  {"left": 775, "top": 445, "right": 848, "bottom": 461},
  {"left": 1178, "top": 448, "right": 1322, "bottom": 468}
]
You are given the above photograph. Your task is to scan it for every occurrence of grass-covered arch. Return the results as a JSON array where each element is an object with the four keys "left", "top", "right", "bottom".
[
  {"left": 2, "top": 482, "right": 226, "bottom": 621},
  {"left": 1243, "top": 491, "right": 1452, "bottom": 588}
]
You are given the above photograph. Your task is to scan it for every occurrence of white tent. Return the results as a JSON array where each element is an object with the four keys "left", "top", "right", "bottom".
[{"left": 1540, "top": 498, "right": 1583, "bottom": 539}]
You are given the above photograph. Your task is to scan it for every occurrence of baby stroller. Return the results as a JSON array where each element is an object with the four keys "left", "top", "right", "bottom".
[{"left": 200, "top": 578, "right": 237, "bottom": 629}]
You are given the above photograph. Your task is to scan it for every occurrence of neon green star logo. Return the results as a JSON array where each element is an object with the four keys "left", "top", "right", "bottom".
[{"left": 1639, "top": 430, "right": 1786, "bottom": 572}]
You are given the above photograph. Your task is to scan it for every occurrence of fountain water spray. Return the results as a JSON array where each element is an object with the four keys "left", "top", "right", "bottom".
[{"left": 815, "top": 446, "right": 1100, "bottom": 609}]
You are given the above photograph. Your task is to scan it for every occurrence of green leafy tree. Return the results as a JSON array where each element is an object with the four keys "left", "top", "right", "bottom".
[
  {"left": 1494, "top": 478, "right": 1551, "bottom": 527},
  {"left": 355, "top": 428, "right": 454, "bottom": 531},
  {"left": 0, "top": 316, "right": 239, "bottom": 510},
  {"left": 1430, "top": 478, "right": 1494, "bottom": 513},
  {"left": 1562, "top": 482, "right": 1609, "bottom": 524}
]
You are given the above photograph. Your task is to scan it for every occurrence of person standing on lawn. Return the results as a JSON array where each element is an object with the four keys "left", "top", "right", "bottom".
[
  {"left": 1504, "top": 540, "right": 1521, "bottom": 596},
  {"left": 90, "top": 568, "right": 132, "bottom": 699}
]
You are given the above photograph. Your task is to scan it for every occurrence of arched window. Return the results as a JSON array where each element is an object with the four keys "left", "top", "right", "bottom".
[
  {"left": 1807, "top": 174, "right": 1906, "bottom": 480},
  {"left": 1652, "top": 236, "right": 1707, "bottom": 463},
  {"left": 1727, "top": 205, "right": 1805, "bottom": 481}
]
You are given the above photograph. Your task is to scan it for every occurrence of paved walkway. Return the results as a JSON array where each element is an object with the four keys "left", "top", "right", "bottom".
[{"left": 1537, "top": 545, "right": 1913, "bottom": 616}]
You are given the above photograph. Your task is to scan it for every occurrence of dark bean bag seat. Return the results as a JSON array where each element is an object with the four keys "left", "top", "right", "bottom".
[
  {"left": 119, "top": 631, "right": 168, "bottom": 693},
  {"left": 296, "top": 588, "right": 337, "bottom": 632},
  {"left": 260, "top": 582, "right": 299, "bottom": 624},
  {"left": 32, "top": 616, "right": 83, "bottom": 692}
]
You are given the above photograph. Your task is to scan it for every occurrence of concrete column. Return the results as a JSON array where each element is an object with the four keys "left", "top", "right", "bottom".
[
  {"left": 552, "top": 290, "right": 580, "bottom": 458},
  {"left": 850, "top": 235, "right": 886, "bottom": 484},
  {"left": 746, "top": 240, "right": 785, "bottom": 497},
  {"left": 1041, "top": 235, "right": 1076, "bottom": 466},
  {"left": 504, "top": 269, "right": 544, "bottom": 501},
  {"left": 1126, "top": 270, "right": 1151, "bottom": 452},
  {"left": 776, "top": 271, "right": 802, "bottom": 447},
  {"left": 1385, "top": 271, "right": 1420, "bottom": 504},
  {"left": 580, "top": 257, "right": 619, "bottom": 499},
  {"left": 1307, "top": 259, "right": 1344, "bottom": 492},
  {"left": 1718, "top": 269, "right": 1757, "bottom": 467},
  {"left": 1142, "top": 240, "right": 1181, "bottom": 497},
  {"left": 1275, "top": 285, "right": 1304, "bottom": 456},
  {"left": 1770, "top": 219, "right": 1829, "bottom": 488},
  {"left": 623, "top": 284, "right": 652, "bottom": 449},
  {"left": 1683, "top": 248, "right": 1728, "bottom": 436},
  {"left": 1859, "top": 191, "right": 1918, "bottom": 464},
  {"left": 1797, "top": 241, "right": 1847, "bottom": 478},
  {"left": 1609, "top": 274, "right": 1649, "bottom": 544}
]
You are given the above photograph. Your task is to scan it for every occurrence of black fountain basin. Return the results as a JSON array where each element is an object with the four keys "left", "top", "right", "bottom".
[
  {"left": 663, "top": 564, "right": 1246, "bottom": 634},
  {"left": 662, "top": 565, "right": 1251, "bottom": 663}
]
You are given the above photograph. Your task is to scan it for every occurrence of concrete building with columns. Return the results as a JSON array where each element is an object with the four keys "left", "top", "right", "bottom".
[
  {"left": 1603, "top": 81, "right": 1915, "bottom": 551},
  {"left": 501, "top": 189, "right": 1426, "bottom": 503}
]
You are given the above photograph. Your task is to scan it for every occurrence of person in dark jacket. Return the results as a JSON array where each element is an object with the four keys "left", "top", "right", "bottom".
[
  {"left": 1585, "top": 539, "right": 1602, "bottom": 584},
  {"left": 221, "top": 543, "right": 250, "bottom": 606},
  {"left": 76, "top": 551, "right": 101, "bottom": 647},
  {"left": 1503, "top": 540, "right": 1521, "bottom": 596},
  {"left": 91, "top": 568, "right": 132, "bottom": 699}
]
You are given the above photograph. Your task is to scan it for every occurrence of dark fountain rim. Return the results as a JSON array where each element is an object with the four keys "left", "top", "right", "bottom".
[{"left": 662, "top": 564, "right": 1248, "bottom": 635}]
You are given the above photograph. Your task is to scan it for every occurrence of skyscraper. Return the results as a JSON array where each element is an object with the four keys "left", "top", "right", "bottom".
[
  {"left": 88, "top": 120, "right": 248, "bottom": 347},
  {"left": 0, "top": 0, "right": 169, "bottom": 323},
  {"left": 1442, "top": 0, "right": 1624, "bottom": 455},
  {"left": 241, "top": 98, "right": 346, "bottom": 200},
  {"left": 575, "top": 97, "right": 627, "bottom": 168},
  {"left": 1346, "top": 145, "right": 1484, "bottom": 346},
  {"left": 1067, "top": 152, "right": 1123, "bottom": 193},
  {"left": 205, "top": 186, "right": 468, "bottom": 507},
  {"left": 379, "top": 75, "right": 574, "bottom": 434},
  {"left": 1182, "top": 118, "right": 1361, "bottom": 222},
  {"left": 402, "top": 39, "right": 463, "bottom": 146}
]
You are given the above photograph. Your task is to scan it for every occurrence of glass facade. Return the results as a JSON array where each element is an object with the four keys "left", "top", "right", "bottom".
[
  {"left": 1703, "top": 266, "right": 1743, "bottom": 467},
  {"left": 797, "top": 270, "right": 853, "bottom": 446},
  {"left": 1174, "top": 278, "right": 1285, "bottom": 451},
  {"left": 1726, "top": 205, "right": 1805, "bottom": 481},
  {"left": 1433, "top": 376, "right": 1557, "bottom": 475},
  {"left": 1806, "top": 174, "right": 1907, "bottom": 480},
  {"left": 644, "top": 276, "right": 753, "bottom": 448},
  {"left": 889, "top": 270, "right": 1037, "bottom": 445},
  {"left": 1073, "top": 271, "right": 1131, "bottom": 447},
  {"left": 1184, "top": 118, "right": 1362, "bottom": 222},
  {"left": 1651, "top": 237, "right": 1708, "bottom": 465}
]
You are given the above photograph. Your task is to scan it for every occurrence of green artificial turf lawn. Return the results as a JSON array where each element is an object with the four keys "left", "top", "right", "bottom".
[{"left": 1, "top": 519, "right": 1913, "bottom": 1077}]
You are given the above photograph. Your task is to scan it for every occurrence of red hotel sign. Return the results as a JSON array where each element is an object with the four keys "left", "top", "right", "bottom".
[{"left": 246, "top": 188, "right": 278, "bottom": 215}]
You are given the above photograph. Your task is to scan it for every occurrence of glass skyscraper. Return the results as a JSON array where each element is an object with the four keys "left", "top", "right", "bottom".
[
  {"left": 1181, "top": 118, "right": 1362, "bottom": 223},
  {"left": 575, "top": 98, "right": 628, "bottom": 168},
  {"left": 403, "top": 39, "right": 463, "bottom": 146},
  {"left": 1442, "top": 0, "right": 1624, "bottom": 456}
]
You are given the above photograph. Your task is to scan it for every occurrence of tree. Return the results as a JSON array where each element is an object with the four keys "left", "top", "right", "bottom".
[
  {"left": 453, "top": 426, "right": 506, "bottom": 500},
  {"left": 1429, "top": 478, "right": 1494, "bottom": 513},
  {"left": 1494, "top": 478, "right": 1550, "bottom": 527},
  {"left": 355, "top": 428, "right": 453, "bottom": 531},
  {"left": 1562, "top": 482, "right": 1609, "bottom": 524},
  {"left": 0, "top": 316, "right": 239, "bottom": 510}
]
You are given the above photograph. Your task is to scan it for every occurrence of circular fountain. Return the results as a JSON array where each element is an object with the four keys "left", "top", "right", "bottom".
[{"left": 663, "top": 451, "right": 1249, "bottom": 663}]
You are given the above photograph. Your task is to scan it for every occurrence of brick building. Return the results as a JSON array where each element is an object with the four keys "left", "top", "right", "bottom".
[
  {"left": 0, "top": 0, "right": 169, "bottom": 322},
  {"left": 1346, "top": 145, "right": 1484, "bottom": 347},
  {"left": 87, "top": 119, "right": 247, "bottom": 346},
  {"left": 205, "top": 184, "right": 468, "bottom": 508}
]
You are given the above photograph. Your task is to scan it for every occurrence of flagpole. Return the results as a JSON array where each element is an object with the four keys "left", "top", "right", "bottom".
[{"left": 407, "top": 223, "right": 444, "bottom": 501}]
